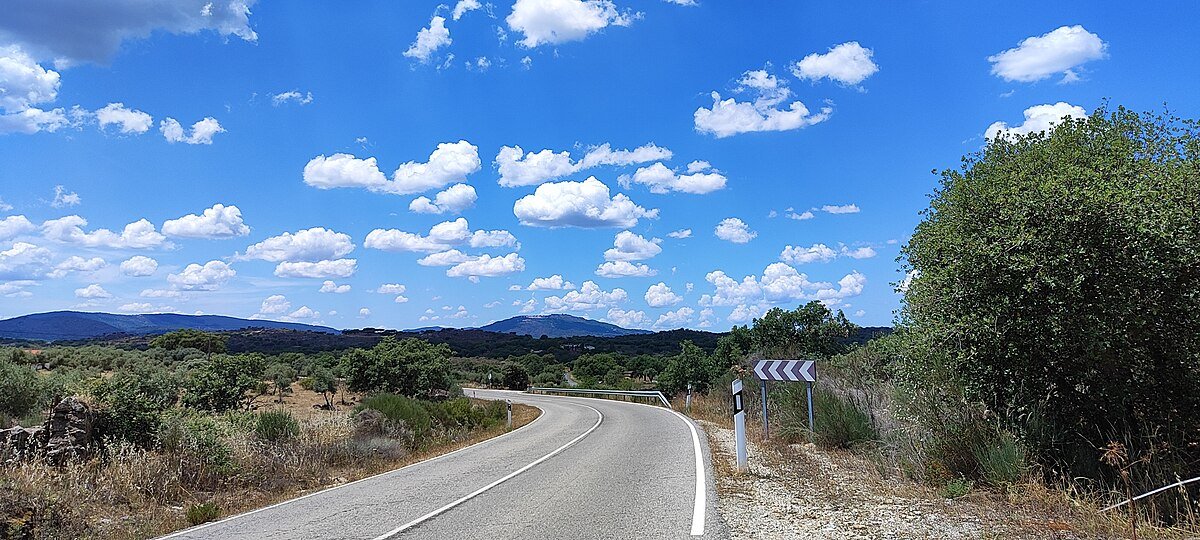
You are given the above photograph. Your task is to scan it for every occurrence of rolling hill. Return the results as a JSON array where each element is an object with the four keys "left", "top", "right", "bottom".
[
  {"left": 475, "top": 314, "right": 654, "bottom": 338},
  {"left": 0, "top": 311, "right": 339, "bottom": 341}
]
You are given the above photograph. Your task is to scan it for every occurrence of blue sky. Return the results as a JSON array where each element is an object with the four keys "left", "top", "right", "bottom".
[{"left": 1, "top": 0, "right": 1197, "bottom": 331}]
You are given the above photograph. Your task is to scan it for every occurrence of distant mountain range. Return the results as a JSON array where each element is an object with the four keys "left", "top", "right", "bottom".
[
  {"left": 475, "top": 314, "right": 653, "bottom": 338},
  {"left": 0, "top": 311, "right": 339, "bottom": 341}
]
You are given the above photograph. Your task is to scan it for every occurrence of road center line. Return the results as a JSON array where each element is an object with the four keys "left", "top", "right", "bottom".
[{"left": 370, "top": 402, "right": 605, "bottom": 540}]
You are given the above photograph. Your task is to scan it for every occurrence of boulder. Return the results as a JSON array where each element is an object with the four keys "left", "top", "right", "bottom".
[{"left": 0, "top": 425, "right": 46, "bottom": 461}]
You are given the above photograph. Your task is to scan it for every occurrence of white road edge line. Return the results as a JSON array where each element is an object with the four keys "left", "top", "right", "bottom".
[
  {"left": 664, "top": 406, "right": 707, "bottom": 536},
  {"left": 519, "top": 392, "right": 708, "bottom": 536},
  {"left": 370, "top": 403, "right": 605, "bottom": 540},
  {"left": 154, "top": 400, "right": 547, "bottom": 540}
]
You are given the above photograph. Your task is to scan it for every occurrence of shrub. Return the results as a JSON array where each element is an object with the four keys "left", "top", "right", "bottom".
[
  {"left": 158, "top": 410, "right": 237, "bottom": 485},
  {"left": 255, "top": 411, "right": 299, "bottom": 441},
  {"left": 501, "top": 362, "right": 530, "bottom": 390},
  {"left": 0, "top": 358, "right": 41, "bottom": 421},
  {"left": 95, "top": 367, "right": 179, "bottom": 447},
  {"left": 344, "top": 338, "right": 453, "bottom": 398},
  {"left": 186, "top": 502, "right": 221, "bottom": 525},
  {"left": 777, "top": 385, "right": 878, "bottom": 448},
  {"left": 182, "top": 354, "right": 264, "bottom": 412},
  {"left": 900, "top": 107, "right": 1200, "bottom": 497},
  {"left": 974, "top": 431, "right": 1026, "bottom": 487},
  {"left": 358, "top": 394, "right": 432, "bottom": 439},
  {"left": 942, "top": 477, "right": 973, "bottom": 499}
]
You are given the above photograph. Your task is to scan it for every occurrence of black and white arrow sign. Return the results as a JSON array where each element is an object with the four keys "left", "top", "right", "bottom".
[{"left": 752, "top": 360, "right": 816, "bottom": 382}]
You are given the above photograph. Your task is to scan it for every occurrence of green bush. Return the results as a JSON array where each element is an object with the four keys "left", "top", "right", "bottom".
[
  {"left": 0, "top": 358, "right": 41, "bottom": 421},
  {"left": 974, "top": 431, "right": 1026, "bottom": 487},
  {"left": 900, "top": 107, "right": 1200, "bottom": 493},
  {"left": 344, "top": 338, "right": 453, "bottom": 398},
  {"left": 358, "top": 394, "right": 432, "bottom": 438},
  {"left": 254, "top": 411, "right": 299, "bottom": 441},
  {"left": 942, "top": 477, "right": 973, "bottom": 499},
  {"left": 185, "top": 502, "right": 221, "bottom": 525},
  {"left": 158, "top": 410, "right": 236, "bottom": 482},
  {"left": 95, "top": 368, "right": 179, "bottom": 447},
  {"left": 778, "top": 386, "right": 878, "bottom": 448}
]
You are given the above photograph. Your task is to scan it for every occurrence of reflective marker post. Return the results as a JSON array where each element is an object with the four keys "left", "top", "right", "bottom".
[
  {"left": 761, "top": 380, "right": 769, "bottom": 441},
  {"left": 732, "top": 379, "right": 747, "bottom": 471},
  {"left": 506, "top": 399, "right": 512, "bottom": 430},
  {"left": 685, "top": 383, "right": 692, "bottom": 414}
]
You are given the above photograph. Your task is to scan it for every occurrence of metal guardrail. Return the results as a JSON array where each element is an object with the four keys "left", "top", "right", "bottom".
[{"left": 527, "top": 387, "right": 671, "bottom": 408}]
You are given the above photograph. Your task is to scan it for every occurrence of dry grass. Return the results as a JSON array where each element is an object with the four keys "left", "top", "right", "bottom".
[
  {"left": 689, "top": 391, "right": 1199, "bottom": 539},
  {"left": 0, "top": 398, "right": 539, "bottom": 540}
]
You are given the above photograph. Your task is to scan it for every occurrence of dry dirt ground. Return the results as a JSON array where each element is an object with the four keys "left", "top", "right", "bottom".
[{"left": 701, "top": 422, "right": 1175, "bottom": 540}]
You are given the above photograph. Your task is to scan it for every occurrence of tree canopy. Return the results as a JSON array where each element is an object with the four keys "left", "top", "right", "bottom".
[{"left": 899, "top": 106, "right": 1200, "bottom": 482}]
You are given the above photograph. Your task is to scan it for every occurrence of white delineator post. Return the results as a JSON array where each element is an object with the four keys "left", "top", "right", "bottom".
[
  {"left": 732, "top": 378, "right": 747, "bottom": 471},
  {"left": 506, "top": 399, "right": 512, "bottom": 430}
]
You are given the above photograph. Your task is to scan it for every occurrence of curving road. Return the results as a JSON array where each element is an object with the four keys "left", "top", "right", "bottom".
[{"left": 159, "top": 389, "right": 726, "bottom": 540}]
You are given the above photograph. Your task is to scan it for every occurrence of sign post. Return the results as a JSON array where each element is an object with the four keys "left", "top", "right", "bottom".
[
  {"left": 760, "top": 380, "right": 769, "bottom": 441},
  {"left": 731, "top": 378, "right": 747, "bottom": 471},
  {"left": 752, "top": 360, "right": 818, "bottom": 440}
]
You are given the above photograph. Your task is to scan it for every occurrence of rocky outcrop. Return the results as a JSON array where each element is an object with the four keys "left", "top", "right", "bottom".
[
  {"left": 43, "top": 397, "right": 94, "bottom": 464},
  {"left": 0, "top": 397, "right": 94, "bottom": 464}
]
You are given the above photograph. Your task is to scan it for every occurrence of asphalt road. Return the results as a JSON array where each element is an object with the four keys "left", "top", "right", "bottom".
[{"left": 160, "top": 389, "right": 727, "bottom": 540}]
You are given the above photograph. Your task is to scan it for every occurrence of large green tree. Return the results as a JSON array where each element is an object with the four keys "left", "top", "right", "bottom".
[
  {"left": 343, "top": 338, "right": 453, "bottom": 398},
  {"left": 750, "top": 302, "right": 855, "bottom": 359},
  {"left": 150, "top": 329, "right": 228, "bottom": 356},
  {"left": 900, "top": 107, "right": 1200, "bottom": 484}
]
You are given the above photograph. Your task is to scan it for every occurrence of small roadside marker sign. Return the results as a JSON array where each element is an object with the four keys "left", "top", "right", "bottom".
[{"left": 752, "top": 360, "right": 816, "bottom": 382}]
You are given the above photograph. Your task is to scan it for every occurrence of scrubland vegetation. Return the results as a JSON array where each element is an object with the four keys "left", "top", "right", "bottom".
[
  {"left": 0, "top": 334, "right": 532, "bottom": 539},
  {"left": 682, "top": 107, "right": 1200, "bottom": 536}
]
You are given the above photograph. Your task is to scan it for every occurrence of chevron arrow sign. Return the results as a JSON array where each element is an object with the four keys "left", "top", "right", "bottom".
[{"left": 752, "top": 360, "right": 816, "bottom": 382}]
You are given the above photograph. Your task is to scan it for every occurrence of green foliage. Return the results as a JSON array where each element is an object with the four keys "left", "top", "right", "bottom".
[
  {"left": 263, "top": 362, "right": 296, "bottom": 402},
  {"left": 899, "top": 106, "right": 1200, "bottom": 488},
  {"left": 358, "top": 394, "right": 432, "bottom": 438},
  {"left": 254, "top": 411, "right": 300, "bottom": 441},
  {"left": 500, "top": 362, "right": 530, "bottom": 390},
  {"left": 750, "top": 302, "right": 856, "bottom": 359},
  {"left": 158, "top": 410, "right": 237, "bottom": 478},
  {"left": 658, "top": 341, "right": 718, "bottom": 395},
  {"left": 942, "top": 477, "right": 973, "bottom": 499},
  {"left": 182, "top": 354, "right": 264, "bottom": 412},
  {"left": 807, "top": 387, "right": 878, "bottom": 448},
  {"left": 0, "top": 358, "right": 41, "bottom": 421},
  {"left": 151, "top": 330, "right": 228, "bottom": 355},
  {"left": 974, "top": 431, "right": 1026, "bottom": 487},
  {"left": 572, "top": 353, "right": 623, "bottom": 382},
  {"left": 308, "top": 366, "right": 337, "bottom": 408},
  {"left": 95, "top": 367, "right": 180, "bottom": 447},
  {"left": 186, "top": 502, "right": 221, "bottom": 526},
  {"left": 344, "top": 338, "right": 453, "bottom": 398}
]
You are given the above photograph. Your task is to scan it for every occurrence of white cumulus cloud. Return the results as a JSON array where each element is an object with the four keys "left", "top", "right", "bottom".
[
  {"left": 985, "top": 102, "right": 1087, "bottom": 140},
  {"left": 95, "top": 102, "right": 152, "bottom": 134},
  {"left": 513, "top": 177, "right": 657, "bottom": 228},
  {"left": 644, "top": 282, "right": 681, "bottom": 307},
  {"left": 120, "top": 255, "right": 158, "bottom": 276},
  {"left": 595, "top": 260, "right": 655, "bottom": 278},
  {"left": 42, "top": 215, "right": 168, "bottom": 249},
  {"left": 303, "top": 140, "right": 480, "bottom": 195},
  {"left": 714, "top": 217, "right": 756, "bottom": 243},
  {"left": 162, "top": 203, "right": 250, "bottom": 238},
  {"left": 409, "top": 183, "right": 477, "bottom": 215},
  {"left": 601, "top": 231, "right": 660, "bottom": 262},
  {"left": 241, "top": 227, "right": 354, "bottom": 262},
  {"left": 506, "top": 0, "right": 635, "bottom": 48},
  {"left": 319, "top": 280, "right": 350, "bottom": 293},
  {"left": 791, "top": 41, "right": 879, "bottom": 86},
  {"left": 988, "top": 25, "right": 1106, "bottom": 83},
  {"left": 495, "top": 142, "right": 670, "bottom": 187},
  {"left": 274, "top": 259, "right": 357, "bottom": 278},
  {"left": 404, "top": 15, "right": 452, "bottom": 62},
  {"left": 168, "top": 260, "right": 235, "bottom": 291},
  {"left": 545, "top": 280, "right": 627, "bottom": 311},
  {"left": 618, "top": 161, "right": 726, "bottom": 194},
  {"left": 160, "top": 116, "right": 224, "bottom": 144},
  {"left": 74, "top": 283, "right": 111, "bottom": 299}
]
